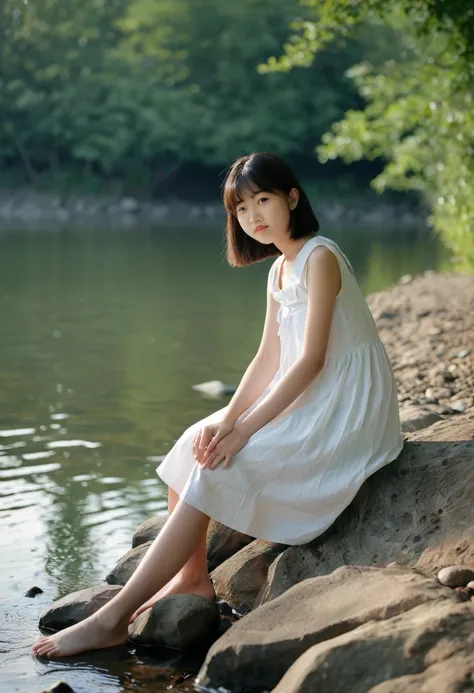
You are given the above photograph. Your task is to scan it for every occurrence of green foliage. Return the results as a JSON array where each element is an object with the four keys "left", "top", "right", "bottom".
[
  {"left": 266, "top": 0, "right": 474, "bottom": 265},
  {"left": 0, "top": 0, "right": 368, "bottom": 190}
]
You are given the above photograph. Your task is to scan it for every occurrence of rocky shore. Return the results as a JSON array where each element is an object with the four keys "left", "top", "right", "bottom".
[
  {"left": 37, "top": 271, "right": 474, "bottom": 692},
  {"left": 0, "top": 188, "right": 424, "bottom": 229}
]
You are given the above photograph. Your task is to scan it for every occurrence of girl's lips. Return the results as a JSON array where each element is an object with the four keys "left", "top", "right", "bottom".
[{"left": 255, "top": 225, "right": 267, "bottom": 233}]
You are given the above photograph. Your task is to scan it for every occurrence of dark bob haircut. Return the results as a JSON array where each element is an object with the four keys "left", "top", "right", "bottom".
[{"left": 223, "top": 152, "right": 320, "bottom": 267}]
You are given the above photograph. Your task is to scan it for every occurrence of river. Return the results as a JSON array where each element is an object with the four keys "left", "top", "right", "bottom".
[{"left": 0, "top": 224, "right": 449, "bottom": 692}]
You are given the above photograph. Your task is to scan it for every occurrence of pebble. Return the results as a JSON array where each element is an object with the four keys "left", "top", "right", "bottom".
[
  {"left": 457, "top": 349, "right": 471, "bottom": 359},
  {"left": 438, "top": 565, "right": 474, "bottom": 588},
  {"left": 25, "top": 585, "right": 43, "bottom": 598}
]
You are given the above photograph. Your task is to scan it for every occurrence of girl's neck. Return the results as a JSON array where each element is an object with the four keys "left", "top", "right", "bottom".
[{"left": 278, "top": 233, "right": 317, "bottom": 263}]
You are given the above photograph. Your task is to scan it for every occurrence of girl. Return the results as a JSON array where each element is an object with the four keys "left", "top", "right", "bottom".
[{"left": 33, "top": 152, "right": 403, "bottom": 658}]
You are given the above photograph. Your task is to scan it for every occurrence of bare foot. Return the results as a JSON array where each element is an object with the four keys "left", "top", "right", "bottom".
[
  {"left": 129, "top": 573, "right": 215, "bottom": 623},
  {"left": 32, "top": 610, "right": 129, "bottom": 659}
]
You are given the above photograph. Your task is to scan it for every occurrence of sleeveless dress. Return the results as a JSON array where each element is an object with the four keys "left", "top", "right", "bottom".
[{"left": 157, "top": 235, "right": 403, "bottom": 545}]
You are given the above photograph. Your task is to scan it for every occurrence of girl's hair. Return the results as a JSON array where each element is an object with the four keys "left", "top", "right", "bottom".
[{"left": 223, "top": 152, "right": 320, "bottom": 267}]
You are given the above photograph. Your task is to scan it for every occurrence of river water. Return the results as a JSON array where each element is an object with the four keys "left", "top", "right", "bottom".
[{"left": 0, "top": 224, "right": 449, "bottom": 692}]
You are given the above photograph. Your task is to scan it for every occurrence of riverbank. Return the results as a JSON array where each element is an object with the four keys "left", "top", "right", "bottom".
[
  {"left": 0, "top": 187, "right": 426, "bottom": 229},
  {"left": 35, "top": 270, "right": 474, "bottom": 692}
]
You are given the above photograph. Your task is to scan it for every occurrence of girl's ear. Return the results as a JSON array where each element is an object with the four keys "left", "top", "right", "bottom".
[{"left": 288, "top": 188, "right": 299, "bottom": 210}]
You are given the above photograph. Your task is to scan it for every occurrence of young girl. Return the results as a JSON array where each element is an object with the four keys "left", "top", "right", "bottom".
[{"left": 33, "top": 152, "right": 403, "bottom": 658}]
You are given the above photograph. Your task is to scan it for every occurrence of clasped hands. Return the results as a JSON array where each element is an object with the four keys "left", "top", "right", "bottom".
[{"left": 192, "top": 419, "right": 250, "bottom": 470}]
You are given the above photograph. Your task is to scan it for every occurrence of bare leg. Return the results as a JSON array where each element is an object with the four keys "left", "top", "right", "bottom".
[
  {"left": 130, "top": 487, "right": 214, "bottom": 622},
  {"left": 32, "top": 499, "right": 211, "bottom": 658}
]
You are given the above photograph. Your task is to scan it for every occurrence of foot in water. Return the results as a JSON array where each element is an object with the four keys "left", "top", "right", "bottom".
[
  {"left": 32, "top": 611, "right": 129, "bottom": 659},
  {"left": 129, "top": 573, "right": 215, "bottom": 623}
]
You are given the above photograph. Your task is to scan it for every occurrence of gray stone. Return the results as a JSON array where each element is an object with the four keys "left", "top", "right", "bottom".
[
  {"left": 39, "top": 584, "right": 122, "bottom": 631},
  {"left": 105, "top": 542, "right": 152, "bottom": 585},
  {"left": 129, "top": 593, "right": 219, "bottom": 649},
  {"left": 271, "top": 600, "right": 474, "bottom": 693},
  {"left": 211, "top": 539, "right": 284, "bottom": 614},
  {"left": 197, "top": 565, "right": 456, "bottom": 693}
]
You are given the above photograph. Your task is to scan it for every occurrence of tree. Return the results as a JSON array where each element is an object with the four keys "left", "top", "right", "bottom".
[{"left": 265, "top": 1, "right": 474, "bottom": 265}]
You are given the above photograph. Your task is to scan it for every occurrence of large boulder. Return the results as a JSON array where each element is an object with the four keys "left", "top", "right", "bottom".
[
  {"left": 210, "top": 540, "right": 285, "bottom": 614},
  {"left": 132, "top": 516, "right": 254, "bottom": 572},
  {"left": 128, "top": 594, "right": 220, "bottom": 649},
  {"left": 39, "top": 585, "right": 122, "bottom": 631},
  {"left": 256, "top": 414, "right": 474, "bottom": 606},
  {"left": 197, "top": 565, "right": 458, "bottom": 693},
  {"left": 271, "top": 599, "right": 474, "bottom": 693}
]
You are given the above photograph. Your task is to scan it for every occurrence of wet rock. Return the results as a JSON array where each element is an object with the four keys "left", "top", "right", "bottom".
[
  {"left": 438, "top": 565, "right": 474, "bottom": 588},
  {"left": 399, "top": 405, "right": 442, "bottom": 433},
  {"left": 271, "top": 600, "right": 474, "bottom": 693},
  {"left": 42, "top": 681, "right": 75, "bottom": 693},
  {"left": 197, "top": 565, "right": 456, "bottom": 693},
  {"left": 191, "top": 380, "right": 237, "bottom": 397},
  {"left": 211, "top": 539, "right": 285, "bottom": 614},
  {"left": 132, "top": 516, "right": 254, "bottom": 572},
  {"left": 105, "top": 542, "right": 152, "bottom": 585},
  {"left": 129, "top": 594, "right": 219, "bottom": 649},
  {"left": 256, "top": 415, "right": 474, "bottom": 605},
  {"left": 25, "top": 585, "right": 43, "bottom": 598},
  {"left": 39, "top": 585, "right": 122, "bottom": 631}
]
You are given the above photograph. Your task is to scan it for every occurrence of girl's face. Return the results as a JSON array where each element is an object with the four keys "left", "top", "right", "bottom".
[{"left": 235, "top": 188, "right": 298, "bottom": 245}]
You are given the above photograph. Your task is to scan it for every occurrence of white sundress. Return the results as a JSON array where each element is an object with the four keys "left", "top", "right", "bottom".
[{"left": 157, "top": 235, "right": 403, "bottom": 545}]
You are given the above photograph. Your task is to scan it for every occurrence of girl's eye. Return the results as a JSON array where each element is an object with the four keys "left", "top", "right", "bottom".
[{"left": 259, "top": 197, "right": 268, "bottom": 203}]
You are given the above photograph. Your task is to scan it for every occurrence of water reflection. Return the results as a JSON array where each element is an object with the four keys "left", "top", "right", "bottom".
[{"left": 0, "top": 224, "right": 449, "bottom": 691}]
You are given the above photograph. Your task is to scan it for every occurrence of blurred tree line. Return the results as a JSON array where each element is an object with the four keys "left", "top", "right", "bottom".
[
  {"left": 266, "top": 0, "right": 474, "bottom": 263},
  {"left": 1, "top": 0, "right": 472, "bottom": 262},
  {"left": 0, "top": 0, "right": 392, "bottom": 198}
]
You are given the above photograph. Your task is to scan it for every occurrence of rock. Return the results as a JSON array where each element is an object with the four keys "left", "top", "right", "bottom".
[
  {"left": 132, "top": 516, "right": 167, "bottom": 548},
  {"left": 256, "top": 414, "right": 474, "bottom": 605},
  {"left": 132, "top": 516, "right": 254, "bottom": 572},
  {"left": 414, "top": 537, "right": 474, "bottom": 577},
  {"left": 129, "top": 594, "right": 219, "bottom": 649},
  {"left": 399, "top": 405, "right": 442, "bottom": 433},
  {"left": 192, "top": 380, "right": 237, "bottom": 397},
  {"left": 42, "top": 681, "right": 75, "bottom": 693},
  {"left": 105, "top": 542, "right": 152, "bottom": 585},
  {"left": 457, "top": 349, "right": 471, "bottom": 359},
  {"left": 468, "top": 581, "right": 474, "bottom": 589},
  {"left": 437, "top": 565, "right": 474, "bottom": 588},
  {"left": 39, "top": 585, "right": 122, "bottom": 631},
  {"left": 211, "top": 539, "right": 284, "bottom": 614},
  {"left": 197, "top": 565, "right": 457, "bottom": 693},
  {"left": 206, "top": 520, "right": 255, "bottom": 572},
  {"left": 25, "top": 585, "right": 43, "bottom": 598},
  {"left": 120, "top": 197, "right": 140, "bottom": 213},
  {"left": 271, "top": 600, "right": 474, "bottom": 693},
  {"left": 369, "top": 653, "right": 474, "bottom": 692}
]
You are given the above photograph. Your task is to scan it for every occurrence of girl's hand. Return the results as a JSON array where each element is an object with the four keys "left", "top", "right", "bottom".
[
  {"left": 201, "top": 425, "right": 249, "bottom": 470},
  {"left": 192, "top": 420, "right": 234, "bottom": 465}
]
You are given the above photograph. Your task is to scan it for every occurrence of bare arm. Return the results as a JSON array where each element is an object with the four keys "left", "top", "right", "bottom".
[
  {"left": 223, "top": 275, "right": 281, "bottom": 426},
  {"left": 237, "top": 247, "right": 341, "bottom": 438}
]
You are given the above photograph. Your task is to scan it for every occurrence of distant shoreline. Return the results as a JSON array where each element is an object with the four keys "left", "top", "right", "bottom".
[{"left": 0, "top": 188, "right": 427, "bottom": 230}]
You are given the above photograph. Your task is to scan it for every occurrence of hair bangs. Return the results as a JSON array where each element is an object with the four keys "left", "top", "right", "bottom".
[{"left": 224, "top": 163, "right": 277, "bottom": 216}]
